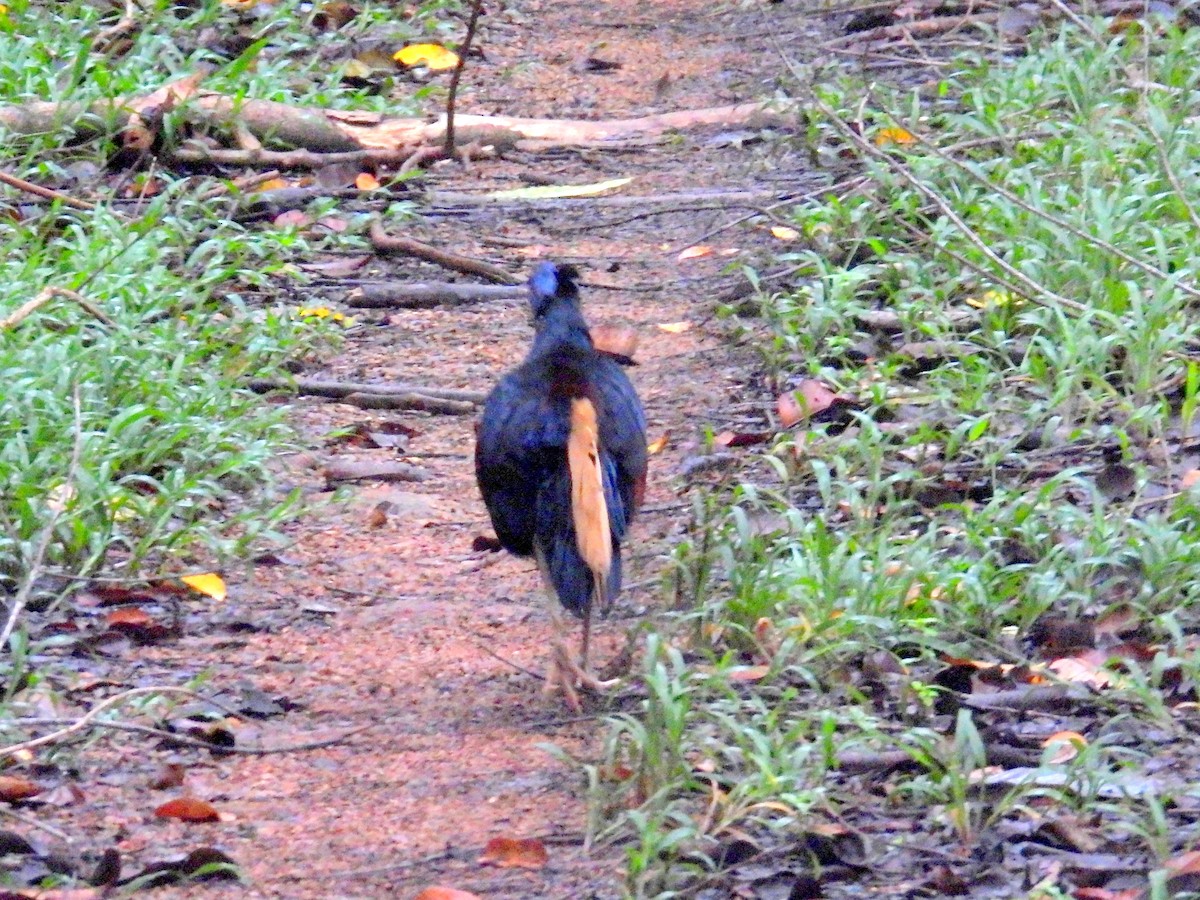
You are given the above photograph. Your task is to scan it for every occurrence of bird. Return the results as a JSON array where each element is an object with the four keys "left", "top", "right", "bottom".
[{"left": 475, "top": 262, "right": 647, "bottom": 709}]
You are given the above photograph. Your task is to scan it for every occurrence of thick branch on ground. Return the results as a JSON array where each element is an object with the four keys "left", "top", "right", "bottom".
[
  {"left": 346, "top": 282, "right": 525, "bottom": 309},
  {"left": 248, "top": 377, "right": 484, "bottom": 407},
  {"left": 368, "top": 219, "right": 519, "bottom": 284},
  {"left": 0, "top": 93, "right": 790, "bottom": 156}
]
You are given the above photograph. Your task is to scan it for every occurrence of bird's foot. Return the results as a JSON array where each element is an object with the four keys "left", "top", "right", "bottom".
[{"left": 544, "top": 641, "right": 617, "bottom": 712}]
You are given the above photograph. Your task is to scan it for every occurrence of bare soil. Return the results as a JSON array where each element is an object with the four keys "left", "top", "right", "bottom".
[{"left": 16, "top": 1, "right": 834, "bottom": 897}]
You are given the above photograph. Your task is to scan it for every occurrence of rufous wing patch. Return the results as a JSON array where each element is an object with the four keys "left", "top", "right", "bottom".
[{"left": 568, "top": 398, "right": 612, "bottom": 599}]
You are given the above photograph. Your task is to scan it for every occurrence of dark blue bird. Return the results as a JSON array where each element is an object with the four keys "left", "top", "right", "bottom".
[{"left": 475, "top": 262, "right": 647, "bottom": 707}]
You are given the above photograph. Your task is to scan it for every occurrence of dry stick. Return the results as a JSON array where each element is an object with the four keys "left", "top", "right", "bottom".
[
  {"left": 170, "top": 145, "right": 422, "bottom": 169},
  {"left": 444, "top": 0, "right": 486, "bottom": 155},
  {"left": 809, "top": 93, "right": 1090, "bottom": 315},
  {"left": 368, "top": 218, "right": 519, "bottom": 284},
  {"left": 0, "top": 286, "right": 115, "bottom": 329},
  {"left": 0, "top": 686, "right": 370, "bottom": 758},
  {"left": 0, "top": 170, "right": 95, "bottom": 211},
  {"left": 247, "top": 377, "right": 485, "bottom": 404},
  {"left": 9, "top": 716, "right": 372, "bottom": 756}
]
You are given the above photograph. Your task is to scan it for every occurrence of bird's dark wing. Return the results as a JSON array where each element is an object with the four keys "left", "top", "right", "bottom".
[
  {"left": 593, "top": 357, "right": 648, "bottom": 531},
  {"left": 475, "top": 369, "right": 569, "bottom": 557}
]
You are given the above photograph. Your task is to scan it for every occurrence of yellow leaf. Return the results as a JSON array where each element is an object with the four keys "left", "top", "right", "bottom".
[
  {"left": 394, "top": 43, "right": 460, "bottom": 70},
  {"left": 875, "top": 126, "right": 916, "bottom": 147},
  {"left": 181, "top": 573, "right": 227, "bottom": 601},
  {"left": 657, "top": 321, "right": 691, "bottom": 334},
  {"left": 646, "top": 433, "right": 669, "bottom": 455},
  {"left": 485, "top": 177, "right": 632, "bottom": 201},
  {"left": 677, "top": 245, "right": 713, "bottom": 261},
  {"left": 770, "top": 225, "right": 800, "bottom": 241},
  {"left": 298, "top": 306, "right": 331, "bottom": 319}
]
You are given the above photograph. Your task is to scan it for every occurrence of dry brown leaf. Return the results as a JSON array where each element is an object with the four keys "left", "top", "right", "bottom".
[
  {"left": 415, "top": 888, "right": 482, "bottom": 900},
  {"left": 154, "top": 797, "right": 221, "bottom": 823},
  {"left": 1042, "top": 730, "right": 1086, "bottom": 763},
  {"left": 770, "top": 225, "right": 800, "bottom": 241},
  {"left": 105, "top": 607, "right": 152, "bottom": 628},
  {"left": 355, "top": 172, "right": 381, "bottom": 191},
  {"left": 149, "top": 764, "right": 187, "bottom": 791},
  {"left": 728, "top": 665, "right": 770, "bottom": 682},
  {"left": 777, "top": 379, "right": 838, "bottom": 427},
  {"left": 591, "top": 323, "right": 639, "bottom": 360},
  {"left": 677, "top": 245, "right": 713, "bottom": 261},
  {"left": 0, "top": 775, "right": 42, "bottom": 802},
  {"left": 479, "top": 837, "right": 548, "bottom": 869}
]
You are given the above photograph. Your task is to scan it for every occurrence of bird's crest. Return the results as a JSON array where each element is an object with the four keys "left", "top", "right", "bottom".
[
  {"left": 529, "top": 262, "right": 581, "bottom": 319},
  {"left": 567, "top": 397, "right": 612, "bottom": 611}
]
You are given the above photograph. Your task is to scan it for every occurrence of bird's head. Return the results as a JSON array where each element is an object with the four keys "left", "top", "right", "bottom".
[{"left": 529, "top": 262, "right": 581, "bottom": 320}]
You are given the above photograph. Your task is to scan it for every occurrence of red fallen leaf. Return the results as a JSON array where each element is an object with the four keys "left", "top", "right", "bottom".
[
  {"left": 777, "top": 379, "right": 839, "bottom": 427},
  {"left": 713, "top": 430, "right": 770, "bottom": 448},
  {"left": 154, "top": 797, "right": 221, "bottom": 823},
  {"left": 1165, "top": 849, "right": 1200, "bottom": 875},
  {"left": 415, "top": 888, "right": 482, "bottom": 900},
  {"left": 105, "top": 607, "right": 152, "bottom": 628},
  {"left": 479, "top": 837, "right": 548, "bottom": 869},
  {"left": 0, "top": 775, "right": 42, "bottom": 802}
]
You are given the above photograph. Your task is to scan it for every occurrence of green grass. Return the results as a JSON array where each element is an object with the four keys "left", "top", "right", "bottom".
[
  {"left": 0, "top": 1, "right": 453, "bottom": 611},
  {"left": 599, "top": 21, "right": 1200, "bottom": 899}
]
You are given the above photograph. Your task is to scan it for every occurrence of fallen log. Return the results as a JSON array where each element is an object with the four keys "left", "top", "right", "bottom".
[{"left": 346, "top": 282, "right": 525, "bottom": 309}]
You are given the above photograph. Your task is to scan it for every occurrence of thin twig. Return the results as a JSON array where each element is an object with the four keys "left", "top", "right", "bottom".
[
  {"left": 0, "top": 286, "right": 115, "bottom": 330},
  {"left": 368, "top": 218, "right": 520, "bottom": 284},
  {"left": 8, "top": 716, "right": 372, "bottom": 756},
  {"left": 0, "top": 170, "right": 95, "bottom": 211},
  {"left": 444, "top": 0, "right": 486, "bottom": 155}
]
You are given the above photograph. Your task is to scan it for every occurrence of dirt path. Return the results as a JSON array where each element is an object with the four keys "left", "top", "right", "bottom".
[{"left": 83, "top": 2, "right": 826, "bottom": 897}]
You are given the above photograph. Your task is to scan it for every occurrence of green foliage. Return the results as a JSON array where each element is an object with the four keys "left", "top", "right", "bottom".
[{"left": 600, "top": 23, "right": 1200, "bottom": 897}]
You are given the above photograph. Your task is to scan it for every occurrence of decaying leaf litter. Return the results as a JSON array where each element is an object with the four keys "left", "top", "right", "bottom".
[{"left": 4, "top": 0, "right": 1200, "bottom": 897}]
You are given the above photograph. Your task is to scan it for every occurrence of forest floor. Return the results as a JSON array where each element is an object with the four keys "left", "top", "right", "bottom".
[{"left": 33, "top": 1, "right": 833, "bottom": 897}]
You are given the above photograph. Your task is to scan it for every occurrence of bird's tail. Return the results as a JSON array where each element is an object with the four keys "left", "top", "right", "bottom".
[{"left": 567, "top": 397, "right": 612, "bottom": 613}]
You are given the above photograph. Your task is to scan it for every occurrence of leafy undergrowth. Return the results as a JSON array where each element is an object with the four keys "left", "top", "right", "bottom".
[{"left": 595, "top": 21, "right": 1200, "bottom": 900}]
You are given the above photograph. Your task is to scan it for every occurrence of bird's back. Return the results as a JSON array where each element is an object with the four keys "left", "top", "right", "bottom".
[{"left": 475, "top": 267, "right": 646, "bottom": 616}]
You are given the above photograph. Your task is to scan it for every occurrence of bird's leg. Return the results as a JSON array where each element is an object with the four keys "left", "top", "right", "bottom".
[{"left": 544, "top": 593, "right": 582, "bottom": 712}]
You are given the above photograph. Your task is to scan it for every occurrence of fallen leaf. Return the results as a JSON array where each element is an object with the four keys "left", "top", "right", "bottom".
[
  {"left": 1181, "top": 469, "right": 1200, "bottom": 490},
  {"left": 180, "top": 573, "right": 227, "bottom": 602},
  {"left": 590, "top": 323, "right": 639, "bottom": 361},
  {"left": 777, "top": 379, "right": 838, "bottom": 427},
  {"left": 770, "top": 225, "right": 800, "bottom": 241},
  {"left": 0, "top": 775, "right": 41, "bottom": 802},
  {"left": 875, "top": 126, "right": 916, "bottom": 147},
  {"left": 154, "top": 797, "right": 221, "bottom": 823},
  {"left": 1042, "top": 730, "right": 1086, "bottom": 763},
  {"left": 355, "top": 172, "right": 381, "bottom": 191},
  {"left": 415, "top": 888, "right": 482, "bottom": 900},
  {"left": 728, "top": 665, "right": 770, "bottom": 682},
  {"left": 713, "top": 430, "right": 769, "bottom": 448},
  {"left": 657, "top": 321, "right": 691, "bottom": 333},
  {"left": 677, "top": 245, "right": 713, "bottom": 261},
  {"left": 253, "top": 177, "right": 289, "bottom": 192},
  {"left": 479, "top": 837, "right": 548, "bottom": 869},
  {"left": 105, "top": 607, "right": 152, "bottom": 628},
  {"left": 646, "top": 433, "right": 670, "bottom": 455},
  {"left": 149, "top": 764, "right": 187, "bottom": 791},
  {"left": 273, "top": 209, "right": 312, "bottom": 229},
  {"left": 394, "top": 43, "right": 460, "bottom": 70}
]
